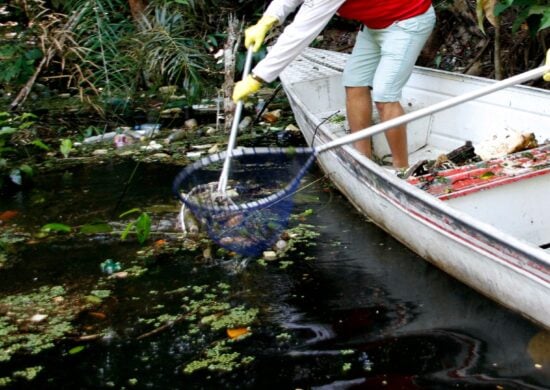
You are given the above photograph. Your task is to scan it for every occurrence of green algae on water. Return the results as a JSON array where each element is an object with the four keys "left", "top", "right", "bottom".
[
  {"left": 182, "top": 340, "right": 255, "bottom": 374},
  {"left": 0, "top": 285, "right": 81, "bottom": 363}
]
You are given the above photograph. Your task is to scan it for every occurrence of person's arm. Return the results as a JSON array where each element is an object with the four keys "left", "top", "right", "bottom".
[
  {"left": 245, "top": 0, "right": 304, "bottom": 53},
  {"left": 263, "top": 0, "right": 305, "bottom": 24},
  {"left": 253, "top": 0, "right": 346, "bottom": 83},
  {"left": 233, "top": 0, "right": 345, "bottom": 102}
]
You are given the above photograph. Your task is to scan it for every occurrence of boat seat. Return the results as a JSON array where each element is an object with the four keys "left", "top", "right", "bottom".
[{"left": 406, "top": 144, "right": 550, "bottom": 200}]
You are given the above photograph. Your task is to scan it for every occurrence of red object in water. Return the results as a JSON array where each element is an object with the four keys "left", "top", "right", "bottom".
[{"left": 0, "top": 210, "right": 18, "bottom": 222}]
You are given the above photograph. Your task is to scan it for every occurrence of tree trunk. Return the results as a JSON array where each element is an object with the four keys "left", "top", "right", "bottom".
[{"left": 494, "top": 22, "right": 503, "bottom": 80}]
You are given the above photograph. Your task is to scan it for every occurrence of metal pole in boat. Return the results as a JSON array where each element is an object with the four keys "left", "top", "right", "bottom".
[{"left": 315, "top": 62, "right": 550, "bottom": 155}]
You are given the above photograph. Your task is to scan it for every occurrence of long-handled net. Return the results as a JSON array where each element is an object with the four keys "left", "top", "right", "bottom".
[
  {"left": 173, "top": 59, "right": 550, "bottom": 257},
  {"left": 173, "top": 147, "right": 316, "bottom": 256}
]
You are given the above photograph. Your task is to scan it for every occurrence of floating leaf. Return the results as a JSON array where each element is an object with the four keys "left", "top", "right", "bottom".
[
  {"left": 135, "top": 213, "right": 152, "bottom": 244},
  {"left": 154, "top": 239, "right": 166, "bottom": 248},
  {"left": 88, "top": 312, "right": 107, "bottom": 320},
  {"left": 59, "top": 138, "right": 73, "bottom": 158},
  {"left": 85, "top": 295, "right": 103, "bottom": 304},
  {"left": 80, "top": 222, "right": 112, "bottom": 234},
  {"left": 68, "top": 346, "right": 86, "bottom": 355},
  {"left": 0, "top": 210, "right": 18, "bottom": 222},
  {"left": 0, "top": 126, "right": 16, "bottom": 136},
  {"left": 31, "top": 139, "right": 50, "bottom": 151},
  {"left": 119, "top": 208, "right": 141, "bottom": 218},
  {"left": 120, "top": 221, "right": 135, "bottom": 241},
  {"left": 41, "top": 223, "right": 71, "bottom": 233},
  {"left": 19, "top": 164, "right": 33, "bottom": 176},
  {"left": 226, "top": 327, "right": 250, "bottom": 339},
  {"left": 91, "top": 289, "right": 111, "bottom": 299}
]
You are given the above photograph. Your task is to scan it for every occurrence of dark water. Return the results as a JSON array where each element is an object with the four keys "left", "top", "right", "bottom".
[{"left": 0, "top": 162, "right": 549, "bottom": 389}]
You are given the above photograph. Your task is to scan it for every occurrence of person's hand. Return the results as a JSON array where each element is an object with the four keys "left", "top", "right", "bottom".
[
  {"left": 544, "top": 49, "right": 550, "bottom": 82},
  {"left": 232, "top": 75, "right": 262, "bottom": 102},
  {"left": 245, "top": 15, "right": 278, "bottom": 52}
]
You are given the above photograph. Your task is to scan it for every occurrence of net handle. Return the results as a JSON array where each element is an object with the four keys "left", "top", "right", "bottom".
[
  {"left": 315, "top": 62, "right": 550, "bottom": 155},
  {"left": 217, "top": 47, "right": 255, "bottom": 192}
]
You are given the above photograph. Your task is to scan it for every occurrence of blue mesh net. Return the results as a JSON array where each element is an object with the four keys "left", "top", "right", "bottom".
[{"left": 172, "top": 147, "right": 316, "bottom": 256}]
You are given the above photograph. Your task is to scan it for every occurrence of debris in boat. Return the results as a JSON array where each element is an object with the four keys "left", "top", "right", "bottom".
[
  {"left": 446, "top": 141, "right": 476, "bottom": 164},
  {"left": 406, "top": 141, "right": 479, "bottom": 178},
  {"left": 474, "top": 129, "right": 537, "bottom": 160},
  {"left": 407, "top": 143, "right": 550, "bottom": 199},
  {"left": 404, "top": 155, "right": 455, "bottom": 178}
]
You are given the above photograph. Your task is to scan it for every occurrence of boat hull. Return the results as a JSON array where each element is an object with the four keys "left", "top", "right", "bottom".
[{"left": 280, "top": 48, "right": 550, "bottom": 329}]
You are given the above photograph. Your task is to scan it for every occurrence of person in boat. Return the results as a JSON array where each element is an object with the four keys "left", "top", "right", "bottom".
[{"left": 233, "top": 0, "right": 435, "bottom": 170}]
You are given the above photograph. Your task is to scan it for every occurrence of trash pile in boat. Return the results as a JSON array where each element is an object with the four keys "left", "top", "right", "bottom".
[{"left": 406, "top": 130, "right": 550, "bottom": 200}]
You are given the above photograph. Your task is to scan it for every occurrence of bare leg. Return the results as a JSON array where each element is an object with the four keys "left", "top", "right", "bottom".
[
  {"left": 375, "top": 101, "right": 408, "bottom": 168},
  {"left": 345, "top": 86, "right": 373, "bottom": 157}
]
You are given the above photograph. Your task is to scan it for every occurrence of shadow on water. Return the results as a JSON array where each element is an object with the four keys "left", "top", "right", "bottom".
[{"left": 0, "top": 161, "right": 549, "bottom": 389}]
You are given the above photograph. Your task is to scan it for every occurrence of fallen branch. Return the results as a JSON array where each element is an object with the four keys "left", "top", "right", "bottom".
[{"left": 10, "top": 7, "right": 85, "bottom": 111}]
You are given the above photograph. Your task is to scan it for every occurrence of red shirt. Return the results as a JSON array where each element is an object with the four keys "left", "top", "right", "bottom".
[{"left": 337, "top": 0, "right": 432, "bottom": 29}]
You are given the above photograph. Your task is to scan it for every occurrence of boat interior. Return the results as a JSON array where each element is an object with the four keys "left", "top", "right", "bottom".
[{"left": 282, "top": 49, "right": 550, "bottom": 253}]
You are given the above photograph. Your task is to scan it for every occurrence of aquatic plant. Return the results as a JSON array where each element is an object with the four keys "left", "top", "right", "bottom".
[
  {"left": 0, "top": 286, "right": 82, "bottom": 363},
  {"left": 120, "top": 208, "right": 152, "bottom": 245},
  {"left": 0, "top": 112, "right": 41, "bottom": 188},
  {"left": 182, "top": 339, "right": 255, "bottom": 374},
  {"left": 59, "top": 139, "right": 74, "bottom": 158}
]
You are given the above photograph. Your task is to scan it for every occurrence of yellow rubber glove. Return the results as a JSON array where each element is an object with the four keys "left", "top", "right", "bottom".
[
  {"left": 544, "top": 49, "right": 550, "bottom": 82},
  {"left": 245, "top": 15, "right": 278, "bottom": 53},
  {"left": 232, "top": 75, "right": 262, "bottom": 102}
]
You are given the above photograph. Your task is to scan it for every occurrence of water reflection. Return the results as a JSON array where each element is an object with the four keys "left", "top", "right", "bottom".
[{"left": 266, "top": 180, "right": 550, "bottom": 389}]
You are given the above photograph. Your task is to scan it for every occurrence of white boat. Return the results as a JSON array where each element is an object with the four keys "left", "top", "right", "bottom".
[{"left": 279, "top": 47, "right": 550, "bottom": 329}]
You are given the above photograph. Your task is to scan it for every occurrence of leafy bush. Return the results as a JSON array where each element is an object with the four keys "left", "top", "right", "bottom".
[
  {"left": 495, "top": 0, "right": 550, "bottom": 33},
  {"left": 0, "top": 45, "right": 43, "bottom": 86}
]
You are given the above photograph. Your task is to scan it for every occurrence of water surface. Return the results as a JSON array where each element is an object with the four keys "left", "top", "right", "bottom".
[{"left": 0, "top": 162, "right": 548, "bottom": 389}]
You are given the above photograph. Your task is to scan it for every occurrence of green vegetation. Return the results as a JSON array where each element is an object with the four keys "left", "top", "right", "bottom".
[
  {"left": 120, "top": 209, "right": 153, "bottom": 244},
  {"left": 0, "top": 286, "right": 78, "bottom": 362}
]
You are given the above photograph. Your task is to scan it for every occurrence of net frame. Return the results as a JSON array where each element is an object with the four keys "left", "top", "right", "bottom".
[{"left": 173, "top": 147, "right": 316, "bottom": 256}]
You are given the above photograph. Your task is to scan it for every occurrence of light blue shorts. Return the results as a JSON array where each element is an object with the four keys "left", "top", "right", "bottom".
[{"left": 342, "top": 6, "right": 436, "bottom": 102}]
